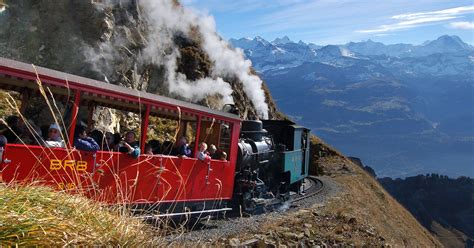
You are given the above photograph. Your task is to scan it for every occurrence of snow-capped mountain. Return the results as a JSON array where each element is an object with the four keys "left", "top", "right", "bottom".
[
  {"left": 230, "top": 35, "right": 473, "bottom": 76},
  {"left": 230, "top": 35, "right": 474, "bottom": 178},
  {"left": 229, "top": 36, "right": 320, "bottom": 72}
]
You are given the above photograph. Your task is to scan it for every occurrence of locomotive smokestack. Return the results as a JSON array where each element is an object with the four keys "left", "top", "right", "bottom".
[{"left": 240, "top": 120, "right": 267, "bottom": 141}]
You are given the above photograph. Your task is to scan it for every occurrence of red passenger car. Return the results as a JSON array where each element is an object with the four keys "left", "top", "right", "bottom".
[{"left": 0, "top": 58, "right": 241, "bottom": 215}]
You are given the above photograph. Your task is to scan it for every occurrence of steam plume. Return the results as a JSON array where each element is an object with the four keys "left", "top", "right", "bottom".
[{"left": 86, "top": 0, "right": 269, "bottom": 119}]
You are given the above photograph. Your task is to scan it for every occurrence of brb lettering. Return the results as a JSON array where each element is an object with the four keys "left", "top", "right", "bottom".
[{"left": 50, "top": 159, "right": 88, "bottom": 171}]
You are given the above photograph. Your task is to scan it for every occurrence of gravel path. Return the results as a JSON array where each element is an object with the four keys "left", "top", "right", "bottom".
[{"left": 163, "top": 176, "right": 341, "bottom": 244}]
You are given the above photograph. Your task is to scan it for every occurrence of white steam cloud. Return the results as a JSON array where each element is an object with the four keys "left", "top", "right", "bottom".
[{"left": 87, "top": 0, "right": 268, "bottom": 119}]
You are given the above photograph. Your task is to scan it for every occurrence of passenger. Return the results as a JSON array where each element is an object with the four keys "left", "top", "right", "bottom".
[
  {"left": 147, "top": 139, "right": 161, "bottom": 154},
  {"left": 103, "top": 131, "right": 115, "bottom": 151},
  {"left": 40, "top": 125, "right": 49, "bottom": 140},
  {"left": 175, "top": 137, "right": 192, "bottom": 157},
  {"left": 24, "top": 120, "right": 44, "bottom": 146},
  {"left": 144, "top": 143, "right": 154, "bottom": 155},
  {"left": 218, "top": 151, "right": 227, "bottom": 161},
  {"left": 2, "top": 115, "right": 23, "bottom": 143},
  {"left": 45, "top": 123, "right": 65, "bottom": 148},
  {"left": 0, "top": 135, "right": 7, "bottom": 148},
  {"left": 161, "top": 140, "right": 173, "bottom": 155},
  {"left": 74, "top": 125, "right": 99, "bottom": 152},
  {"left": 197, "top": 142, "right": 211, "bottom": 161},
  {"left": 113, "top": 133, "right": 122, "bottom": 150},
  {"left": 89, "top": 130, "right": 104, "bottom": 149},
  {"left": 208, "top": 144, "right": 217, "bottom": 159},
  {"left": 118, "top": 131, "right": 140, "bottom": 158}
]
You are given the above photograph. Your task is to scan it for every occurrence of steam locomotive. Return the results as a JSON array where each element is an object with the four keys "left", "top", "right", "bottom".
[{"left": 233, "top": 119, "right": 310, "bottom": 213}]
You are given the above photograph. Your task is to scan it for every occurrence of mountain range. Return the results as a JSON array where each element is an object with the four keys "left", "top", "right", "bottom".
[{"left": 230, "top": 35, "right": 474, "bottom": 178}]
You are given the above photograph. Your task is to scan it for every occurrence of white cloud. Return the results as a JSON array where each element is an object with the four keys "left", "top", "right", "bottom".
[
  {"left": 357, "top": 5, "right": 474, "bottom": 33},
  {"left": 449, "top": 21, "right": 474, "bottom": 29}
]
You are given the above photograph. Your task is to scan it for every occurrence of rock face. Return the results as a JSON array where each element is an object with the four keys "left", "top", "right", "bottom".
[{"left": 0, "top": 0, "right": 280, "bottom": 129}]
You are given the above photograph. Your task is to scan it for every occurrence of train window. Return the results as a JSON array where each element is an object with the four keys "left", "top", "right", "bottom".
[
  {"left": 146, "top": 105, "right": 197, "bottom": 156},
  {"left": 0, "top": 85, "right": 79, "bottom": 147},
  {"left": 76, "top": 93, "right": 145, "bottom": 151},
  {"left": 198, "top": 119, "right": 232, "bottom": 160},
  {"left": 29, "top": 90, "right": 78, "bottom": 145}
]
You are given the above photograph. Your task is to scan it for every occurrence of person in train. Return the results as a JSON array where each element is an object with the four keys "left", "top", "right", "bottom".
[
  {"left": 197, "top": 142, "right": 211, "bottom": 161},
  {"left": 73, "top": 125, "right": 99, "bottom": 152},
  {"left": 0, "top": 135, "right": 7, "bottom": 148},
  {"left": 215, "top": 150, "right": 227, "bottom": 161},
  {"left": 144, "top": 143, "right": 154, "bottom": 155},
  {"left": 44, "top": 123, "right": 65, "bottom": 148},
  {"left": 118, "top": 131, "right": 140, "bottom": 158},
  {"left": 103, "top": 131, "right": 116, "bottom": 151},
  {"left": 147, "top": 139, "right": 161, "bottom": 154},
  {"left": 1, "top": 115, "right": 23, "bottom": 143},
  {"left": 175, "top": 136, "right": 192, "bottom": 157},
  {"left": 208, "top": 144, "right": 217, "bottom": 159}
]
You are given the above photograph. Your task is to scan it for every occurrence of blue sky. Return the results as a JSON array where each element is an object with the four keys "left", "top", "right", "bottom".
[{"left": 183, "top": 0, "right": 474, "bottom": 45}]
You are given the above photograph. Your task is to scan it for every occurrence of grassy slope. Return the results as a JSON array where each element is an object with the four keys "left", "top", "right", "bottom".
[
  {"left": 322, "top": 157, "right": 441, "bottom": 246},
  {"left": 0, "top": 184, "right": 155, "bottom": 246}
]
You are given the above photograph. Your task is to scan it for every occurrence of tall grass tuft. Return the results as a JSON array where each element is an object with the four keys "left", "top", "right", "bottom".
[{"left": 0, "top": 183, "right": 156, "bottom": 246}]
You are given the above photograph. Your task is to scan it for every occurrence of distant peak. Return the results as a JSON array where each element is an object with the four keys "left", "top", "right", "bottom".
[
  {"left": 425, "top": 35, "right": 469, "bottom": 49},
  {"left": 273, "top": 36, "right": 292, "bottom": 45},
  {"left": 254, "top": 36, "right": 270, "bottom": 45}
]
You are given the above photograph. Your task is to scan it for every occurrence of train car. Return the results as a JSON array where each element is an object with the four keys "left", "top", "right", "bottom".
[{"left": 0, "top": 57, "right": 310, "bottom": 216}]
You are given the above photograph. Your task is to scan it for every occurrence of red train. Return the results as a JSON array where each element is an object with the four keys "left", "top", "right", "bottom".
[{"left": 0, "top": 57, "right": 310, "bottom": 216}]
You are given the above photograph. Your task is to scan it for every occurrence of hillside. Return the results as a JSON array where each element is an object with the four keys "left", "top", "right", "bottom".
[
  {"left": 231, "top": 36, "right": 474, "bottom": 178},
  {"left": 0, "top": 0, "right": 441, "bottom": 246}
]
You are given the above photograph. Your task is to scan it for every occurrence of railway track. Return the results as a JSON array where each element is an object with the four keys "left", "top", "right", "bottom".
[{"left": 292, "top": 176, "right": 325, "bottom": 203}]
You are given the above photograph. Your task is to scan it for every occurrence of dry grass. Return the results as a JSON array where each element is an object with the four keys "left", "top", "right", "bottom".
[
  {"left": 0, "top": 183, "right": 156, "bottom": 246},
  {"left": 319, "top": 155, "right": 443, "bottom": 247}
]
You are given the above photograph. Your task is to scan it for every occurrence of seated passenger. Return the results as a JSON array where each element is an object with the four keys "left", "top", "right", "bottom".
[
  {"left": 0, "top": 135, "right": 7, "bottom": 148},
  {"left": 197, "top": 142, "right": 211, "bottom": 161},
  {"left": 74, "top": 125, "right": 99, "bottom": 152},
  {"left": 113, "top": 133, "right": 122, "bottom": 150},
  {"left": 45, "top": 124, "right": 66, "bottom": 148},
  {"left": 161, "top": 140, "right": 173, "bottom": 155},
  {"left": 23, "top": 120, "right": 44, "bottom": 146},
  {"left": 90, "top": 130, "right": 104, "bottom": 148},
  {"left": 103, "top": 131, "right": 116, "bottom": 151},
  {"left": 118, "top": 131, "right": 140, "bottom": 158},
  {"left": 175, "top": 137, "right": 192, "bottom": 157},
  {"left": 144, "top": 143, "right": 154, "bottom": 155},
  {"left": 215, "top": 150, "right": 228, "bottom": 161},
  {"left": 208, "top": 144, "right": 217, "bottom": 159},
  {"left": 2, "top": 115, "right": 23, "bottom": 143},
  {"left": 147, "top": 139, "right": 161, "bottom": 154}
]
